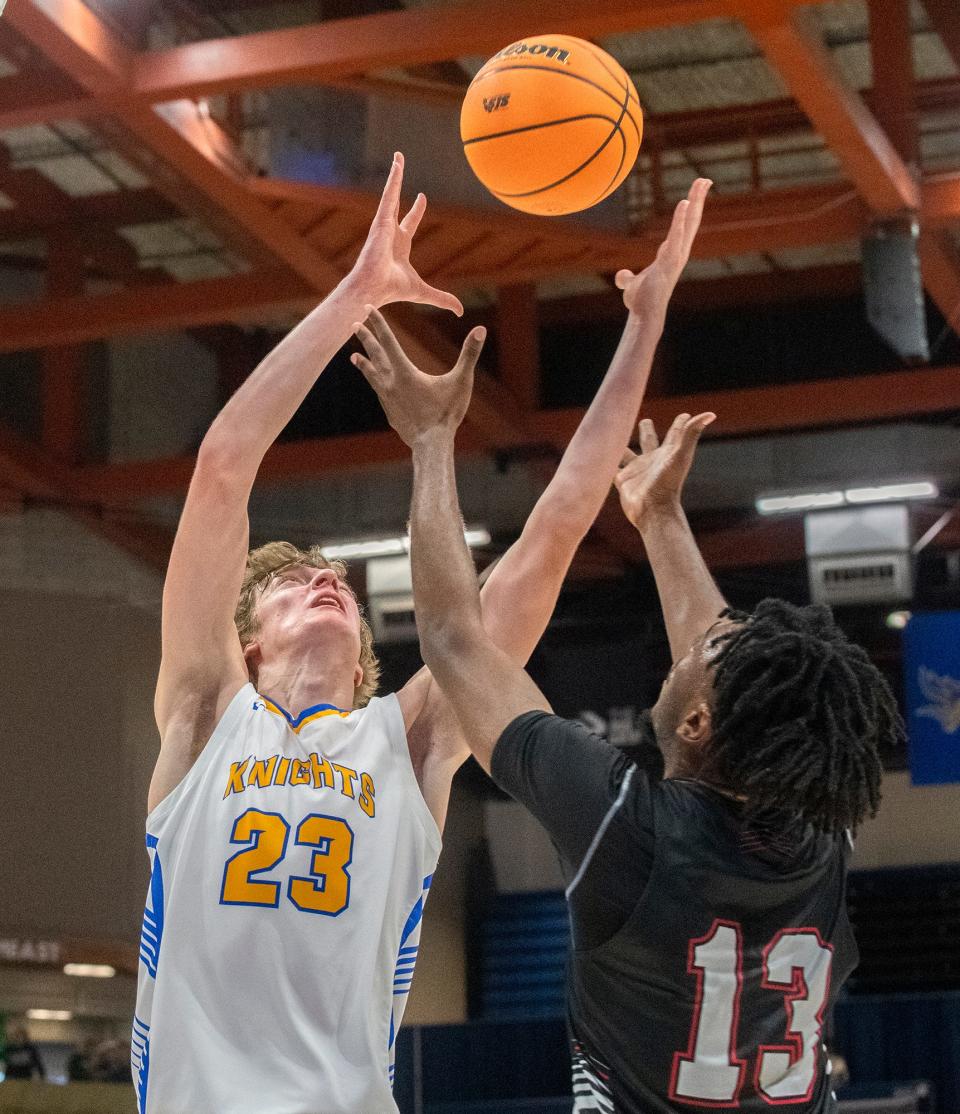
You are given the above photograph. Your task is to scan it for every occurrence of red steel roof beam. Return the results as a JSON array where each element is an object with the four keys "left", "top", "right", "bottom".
[
  {"left": 867, "top": 0, "right": 919, "bottom": 168},
  {"left": 132, "top": 0, "right": 737, "bottom": 103},
  {"left": 919, "top": 231, "right": 960, "bottom": 340},
  {"left": 742, "top": 4, "right": 920, "bottom": 215},
  {"left": 923, "top": 0, "right": 960, "bottom": 72},
  {"left": 76, "top": 366, "right": 960, "bottom": 504}
]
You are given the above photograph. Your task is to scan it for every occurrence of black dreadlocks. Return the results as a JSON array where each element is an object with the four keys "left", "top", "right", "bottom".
[{"left": 702, "top": 598, "right": 899, "bottom": 836}]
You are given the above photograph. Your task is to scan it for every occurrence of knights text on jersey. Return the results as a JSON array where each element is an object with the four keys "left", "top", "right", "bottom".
[{"left": 132, "top": 684, "right": 441, "bottom": 1114}]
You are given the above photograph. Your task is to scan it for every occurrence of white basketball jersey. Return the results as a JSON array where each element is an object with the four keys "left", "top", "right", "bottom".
[{"left": 132, "top": 683, "right": 441, "bottom": 1114}]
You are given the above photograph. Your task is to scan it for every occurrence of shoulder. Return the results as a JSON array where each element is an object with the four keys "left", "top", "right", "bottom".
[
  {"left": 148, "top": 680, "right": 256, "bottom": 817},
  {"left": 492, "top": 710, "right": 645, "bottom": 806}
]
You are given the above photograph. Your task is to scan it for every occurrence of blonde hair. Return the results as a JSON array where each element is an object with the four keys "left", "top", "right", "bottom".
[{"left": 235, "top": 541, "right": 380, "bottom": 708}]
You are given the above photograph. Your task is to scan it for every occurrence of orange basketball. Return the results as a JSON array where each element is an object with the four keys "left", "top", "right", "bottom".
[{"left": 460, "top": 35, "right": 643, "bottom": 216}]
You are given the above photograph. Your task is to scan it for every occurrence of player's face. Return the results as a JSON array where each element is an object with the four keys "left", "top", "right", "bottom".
[
  {"left": 255, "top": 565, "right": 363, "bottom": 665},
  {"left": 651, "top": 618, "right": 741, "bottom": 760}
]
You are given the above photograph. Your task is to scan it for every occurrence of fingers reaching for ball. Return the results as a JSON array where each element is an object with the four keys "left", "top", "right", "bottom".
[{"left": 350, "top": 308, "right": 485, "bottom": 448}]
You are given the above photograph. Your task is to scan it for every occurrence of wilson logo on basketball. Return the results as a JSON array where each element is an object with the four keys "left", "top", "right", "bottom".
[
  {"left": 493, "top": 42, "right": 571, "bottom": 64},
  {"left": 483, "top": 94, "right": 511, "bottom": 113}
]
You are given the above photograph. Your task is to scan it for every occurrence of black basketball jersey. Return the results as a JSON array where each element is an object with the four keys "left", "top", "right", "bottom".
[{"left": 492, "top": 711, "right": 859, "bottom": 1114}]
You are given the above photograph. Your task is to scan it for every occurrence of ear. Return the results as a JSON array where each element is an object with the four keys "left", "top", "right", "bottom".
[
  {"left": 676, "top": 701, "right": 713, "bottom": 749},
  {"left": 242, "top": 639, "right": 262, "bottom": 681},
  {"left": 353, "top": 662, "right": 364, "bottom": 696}
]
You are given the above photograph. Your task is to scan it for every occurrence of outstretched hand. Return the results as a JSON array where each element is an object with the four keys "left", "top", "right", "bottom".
[
  {"left": 352, "top": 307, "right": 485, "bottom": 447},
  {"left": 614, "top": 412, "right": 715, "bottom": 532},
  {"left": 615, "top": 178, "right": 711, "bottom": 323},
  {"left": 350, "top": 152, "right": 464, "bottom": 316}
]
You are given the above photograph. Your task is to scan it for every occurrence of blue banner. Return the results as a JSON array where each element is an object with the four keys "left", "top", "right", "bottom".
[{"left": 904, "top": 611, "right": 960, "bottom": 785}]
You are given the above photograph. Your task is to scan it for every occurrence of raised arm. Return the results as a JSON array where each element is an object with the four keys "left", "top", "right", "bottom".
[
  {"left": 150, "top": 154, "right": 462, "bottom": 813},
  {"left": 356, "top": 180, "right": 710, "bottom": 672},
  {"left": 476, "top": 178, "right": 713, "bottom": 663},
  {"left": 614, "top": 414, "right": 728, "bottom": 662},
  {"left": 350, "top": 181, "right": 712, "bottom": 790},
  {"left": 352, "top": 318, "right": 548, "bottom": 773},
  {"left": 352, "top": 181, "right": 711, "bottom": 772}
]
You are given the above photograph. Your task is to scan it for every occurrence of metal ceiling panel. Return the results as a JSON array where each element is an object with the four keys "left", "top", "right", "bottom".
[
  {"left": 35, "top": 154, "right": 120, "bottom": 197},
  {"left": 772, "top": 240, "right": 862, "bottom": 268}
]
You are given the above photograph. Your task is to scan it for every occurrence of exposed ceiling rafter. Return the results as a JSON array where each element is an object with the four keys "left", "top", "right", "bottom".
[
  {"left": 130, "top": 0, "right": 737, "bottom": 102},
  {"left": 741, "top": 5, "right": 920, "bottom": 215},
  {"left": 923, "top": 0, "right": 960, "bottom": 74},
  {"left": 4, "top": 0, "right": 540, "bottom": 461},
  {"left": 72, "top": 365, "right": 960, "bottom": 505},
  {"left": 3, "top": 170, "right": 959, "bottom": 351}
]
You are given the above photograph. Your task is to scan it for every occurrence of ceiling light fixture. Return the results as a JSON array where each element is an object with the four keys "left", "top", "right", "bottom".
[
  {"left": 27, "top": 1009, "right": 72, "bottom": 1021},
  {"left": 321, "top": 528, "right": 490, "bottom": 561},
  {"left": 845, "top": 481, "right": 938, "bottom": 504},
  {"left": 63, "top": 963, "right": 115, "bottom": 978},
  {"left": 756, "top": 492, "right": 844, "bottom": 515},
  {"left": 757, "top": 481, "right": 938, "bottom": 515}
]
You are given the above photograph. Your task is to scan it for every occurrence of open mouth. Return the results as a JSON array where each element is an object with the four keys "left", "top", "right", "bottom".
[{"left": 312, "top": 596, "right": 344, "bottom": 613}]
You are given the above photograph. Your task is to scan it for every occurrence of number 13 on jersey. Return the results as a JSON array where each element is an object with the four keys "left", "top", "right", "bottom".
[
  {"left": 670, "top": 919, "right": 833, "bottom": 1107},
  {"left": 220, "top": 808, "right": 354, "bottom": 916}
]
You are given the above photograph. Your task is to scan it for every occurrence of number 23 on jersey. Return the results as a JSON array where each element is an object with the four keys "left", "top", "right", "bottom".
[
  {"left": 220, "top": 807, "right": 354, "bottom": 916},
  {"left": 670, "top": 919, "right": 833, "bottom": 1107}
]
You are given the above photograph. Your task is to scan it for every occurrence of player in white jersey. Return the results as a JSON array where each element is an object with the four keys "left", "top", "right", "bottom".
[{"left": 133, "top": 153, "right": 702, "bottom": 1114}]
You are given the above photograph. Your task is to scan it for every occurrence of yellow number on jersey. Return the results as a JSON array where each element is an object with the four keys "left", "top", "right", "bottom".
[
  {"left": 220, "top": 809, "right": 290, "bottom": 907},
  {"left": 288, "top": 815, "right": 354, "bottom": 916},
  {"left": 220, "top": 810, "right": 353, "bottom": 916}
]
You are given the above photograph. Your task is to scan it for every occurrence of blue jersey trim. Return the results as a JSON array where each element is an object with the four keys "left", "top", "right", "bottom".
[
  {"left": 260, "top": 694, "right": 350, "bottom": 729},
  {"left": 139, "top": 834, "right": 164, "bottom": 979},
  {"left": 387, "top": 875, "right": 434, "bottom": 1088},
  {"left": 131, "top": 1015, "right": 151, "bottom": 1114}
]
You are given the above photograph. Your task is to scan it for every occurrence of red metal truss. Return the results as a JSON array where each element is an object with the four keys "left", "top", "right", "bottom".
[
  {"left": 1, "top": 0, "right": 959, "bottom": 580},
  {"left": 530, "top": 365, "right": 960, "bottom": 444},
  {"left": 3, "top": 0, "right": 539, "bottom": 458},
  {"left": 741, "top": 5, "right": 919, "bottom": 215},
  {"left": 2, "top": 171, "right": 958, "bottom": 351},
  {"left": 130, "top": 0, "right": 734, "bottom": 103},
  {"left": 924, "top": 0, "right": 960, "bottom": 74},
  {"left": 0, "top": 422, "right": 82, "bottom": 503},
  {"left": 0, "top": 272, "right": 313, "bottom": 353},
  {"left": 73, "top": 365, "right": 960, "bottom": 505},
  {"left": 0, "top": 187, "right": 176, "bottom": 241},
  {"left": 251, "top": 175, "right": 869, "bottom": 283}
]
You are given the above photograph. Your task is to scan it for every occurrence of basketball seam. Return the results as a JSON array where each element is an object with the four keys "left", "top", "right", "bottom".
[
  {"left": 463, "top": 112, "right": 621, "bottom": 147},
  {"left": 469, "top": 63, "right": 641, "bottom": 142},
  {"left": 576, "top": 40, "right": 643, "bottom": 143},
  {"left": 590, "top": 57, "right": 633, "bottom": 206},
  {"left": 490, "top": 115, "right": 626, "bottom": 200},
  {"left": 593, "top": 126, "right": 627, "bottom": 207}
]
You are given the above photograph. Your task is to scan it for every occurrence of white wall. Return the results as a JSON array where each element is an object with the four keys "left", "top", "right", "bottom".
[
  {"left": 405, "top": 780, "right": 485, "bottom": 1025},
  {"left": 850, "top": 770, "right": 960, "bottom": 869},
  {"left": 485, "top": 798, "right": 564, "bottom": 893},
  {"left": 0, "top": 589, "right": 157, "bottom": 943}
]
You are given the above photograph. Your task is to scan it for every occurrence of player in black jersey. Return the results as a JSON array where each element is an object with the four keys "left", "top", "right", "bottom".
[{"left": 355, "top": 210, "right": 901, "bottom": 1110}]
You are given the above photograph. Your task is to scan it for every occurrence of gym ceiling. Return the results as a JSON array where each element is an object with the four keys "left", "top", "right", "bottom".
[{"left": 0, "top": 0, "right": 958, "bottom": 578}]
